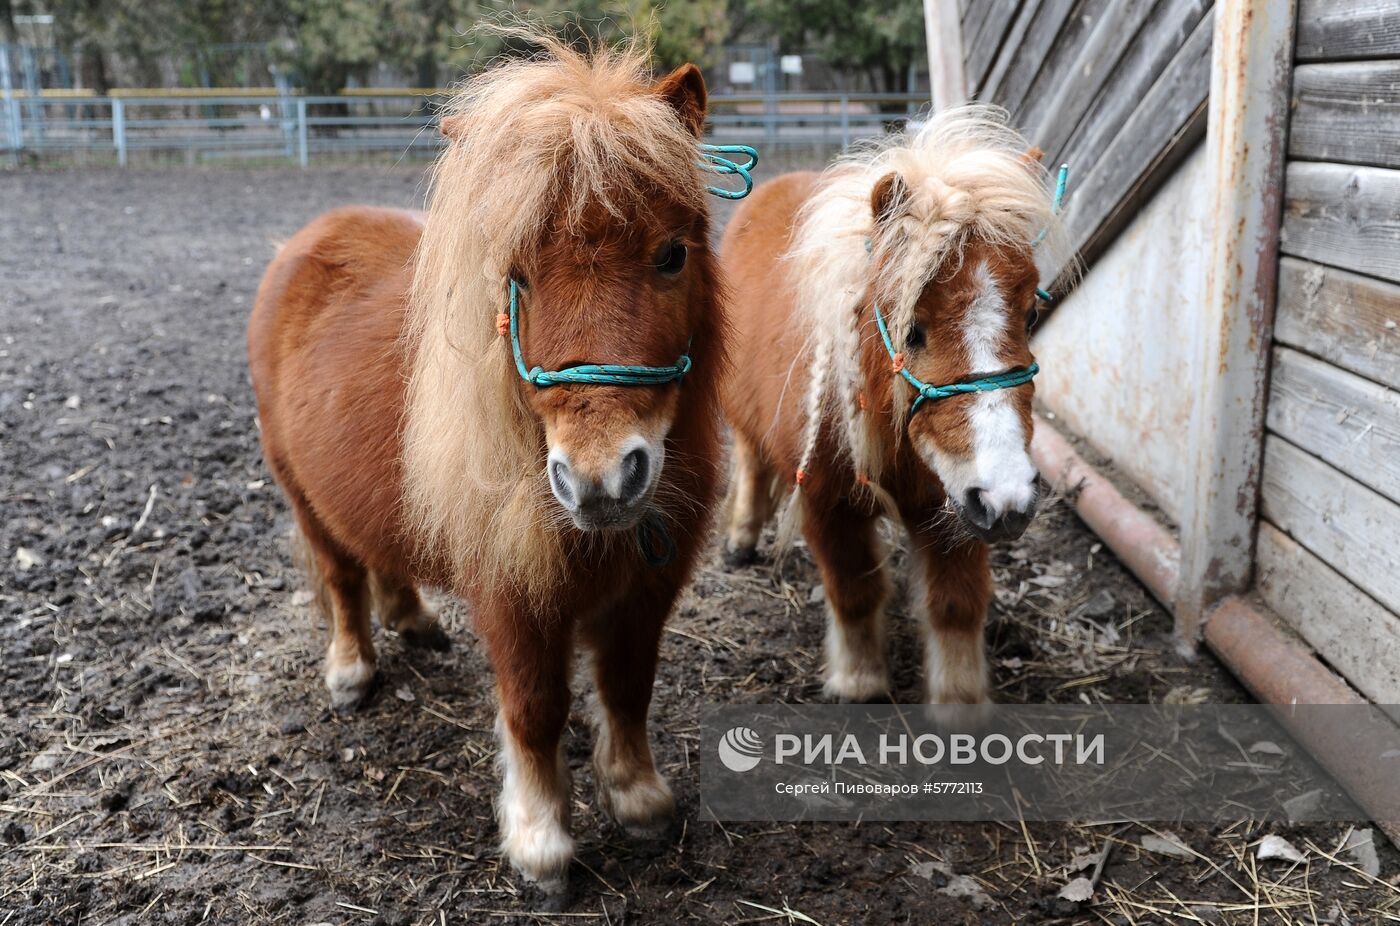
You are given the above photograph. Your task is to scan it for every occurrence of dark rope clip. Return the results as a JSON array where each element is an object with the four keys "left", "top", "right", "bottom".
[{"left": 636, "top": 510, "right": 677, "bottom": 568}]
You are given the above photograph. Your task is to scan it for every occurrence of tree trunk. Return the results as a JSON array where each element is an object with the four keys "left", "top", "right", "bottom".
[
  {"left": 876, "top": 63, "right": 906, "bottom": 118},
  {"left": 80, "top": 47, "right": 110, "bottom": 95},
  {"left": 0, "top": 0, "right": 15, "bottom": 44}
]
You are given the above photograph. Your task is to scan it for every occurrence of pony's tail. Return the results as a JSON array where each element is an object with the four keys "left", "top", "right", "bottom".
[
  {"left": 770, "top": 475, "right": 900, "bottom": 569},
  {"left": 852, "top": 477, "right": 902, "bottom": 523},
  {"left": 769, "top": 486, "right": 804, "bottom": 568}
]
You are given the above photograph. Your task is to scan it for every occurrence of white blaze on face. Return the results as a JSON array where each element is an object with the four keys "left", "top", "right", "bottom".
[{"left": 923, "top": 261, "right": 1037, "bottom": 518}]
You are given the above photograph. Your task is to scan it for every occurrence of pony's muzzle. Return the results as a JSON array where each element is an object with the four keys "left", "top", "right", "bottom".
[
  {"left": 957, "top": 477, "right": 1040, "bottom": 543},
  {"left": 547, "top": 436, "right": 658, "bottom": 531}
]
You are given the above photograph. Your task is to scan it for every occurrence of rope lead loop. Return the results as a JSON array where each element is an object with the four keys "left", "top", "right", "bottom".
[
  {"left": 698, "top": 143, "right": 760, "bottom": 200},
  {"left": 636, "top": 511, "right": 677, "bottom": 567},
  {"left": 1031, "top": 163, "right": 1070, "bottom": 248}
]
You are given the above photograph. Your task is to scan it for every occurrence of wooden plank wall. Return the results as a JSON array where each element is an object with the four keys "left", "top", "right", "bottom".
[
  {"left": 962, "top": 0, "right": 1214, "bottom": 269},
  {"left": 1259, "top": 0, "right": 1400, "bottom": 704}
]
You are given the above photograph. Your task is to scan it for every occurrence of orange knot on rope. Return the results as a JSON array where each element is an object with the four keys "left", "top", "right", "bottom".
[
  {"left": 857, "top": 392, "right": 868, "bottom": 411},
  {"left": 794, "top": 468, "right": 809, "bottom": 487},
  {"left": 496, "top": 313, "right": 510, "bottom": 337},
  {"left": 891, "top": 352, "right": 906, "bottom": 374}
]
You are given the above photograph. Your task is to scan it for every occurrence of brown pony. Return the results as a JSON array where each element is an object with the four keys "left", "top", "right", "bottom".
[
  {"left": 720, "top": 106, "right": 1064, "bottom": 706},
  {"left": 247, "top": 38, "right": 727, "bottom": 890}
]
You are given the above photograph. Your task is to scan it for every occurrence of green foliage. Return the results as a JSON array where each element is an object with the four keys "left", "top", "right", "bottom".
[
  {"left": 269, "top": 0, "right": 731, "bottom": 90},
  {"left": 430, "top": 1, "right": 730, "bottom": 73},
  {"left": 12, "top": 0, "right": 920, "bottom": 94},
  {"left": 741, "top": 0, "right": 925, "bottom": 92},
  {"left": 630, "top": 0, "right": 731, "bottom": 72}
]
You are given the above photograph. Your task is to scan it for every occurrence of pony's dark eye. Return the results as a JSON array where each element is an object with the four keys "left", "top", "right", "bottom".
[
  {"left": 1026, "top": 305, "right": 1040, "bottom": 333},
  {"left": 906, "top": 323, "right": 927, "bottom": 350},
  {"left": 655, "top": 242, "right": 687, "bottom": 275}
]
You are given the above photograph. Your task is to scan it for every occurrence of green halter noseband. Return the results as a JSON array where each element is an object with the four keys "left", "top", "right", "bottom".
[
  {"left": 505, "top": 277, "right": 694, "bottom": 387},
  {"left": 501, "top": 142, "right": 761, "bottom": 567},
  {"left": 871, "top": 301, "right": 1039, "bottom": 415},
  {"left": 867, "top": 163, "right": 1066, "bottom": 416},
  {"left": 502, "top": 142, "right": 760, "bottom": 391}
]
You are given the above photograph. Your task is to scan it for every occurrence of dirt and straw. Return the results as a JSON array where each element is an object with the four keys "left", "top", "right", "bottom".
[{"left": 2, "top": 166, "right": 1397, "bottom": 925}]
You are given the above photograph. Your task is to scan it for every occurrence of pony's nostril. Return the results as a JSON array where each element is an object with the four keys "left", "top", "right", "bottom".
[
  {"left": 549, "top": 458, "right": 577, "bottom": 510},
  {"left": 620, "top": 447, "right": 651, "bottom": 502},
  {"left": 963, "top": 487, "right": 997, "bottom": 529}
]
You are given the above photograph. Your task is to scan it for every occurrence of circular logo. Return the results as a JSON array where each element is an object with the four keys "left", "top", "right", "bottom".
[{"left": 717, "top": 726, "right": 763, "bottom": 772}]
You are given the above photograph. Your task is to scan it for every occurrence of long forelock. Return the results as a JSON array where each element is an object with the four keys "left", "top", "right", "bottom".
[
  {"left": 402, "top": 36, "right": 710, "bottom": 604},
  {"left": 783, "top": 104, "right": 1068, "bottom": 480},
  {"left": 422, "top": 38, "right": 706, "bottom": 287}
]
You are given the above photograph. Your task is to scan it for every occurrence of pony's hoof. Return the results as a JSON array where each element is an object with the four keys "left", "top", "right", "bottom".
[
  {"left": 823, "top": 668, "right": 889, "bottom": 704},
  {"left": 399, "top": 621, "right": 451, "bottom": 652},
  {"left": 600, "top": 773, "right": 675, "bottom": 837},
  {"left": 520, "top": 878, "right": 572, "bottom": 911},
  {"left": 504, "top": 825, "right": 574, "bottom": 896},
  {"left": 922, "top": 699, "right": 994, "bottom": 731},
  {"left": 326, "top": 657, "right": 376, "bottom": 713},
  {"left": 621, "top": 813, "right": 678, "bottom": 850},
  {"left": 833, "top": 691, "right": 893, "bottom": 705},
  {"left": 723, "top": 544, "right": 759, "bottom": 568}
]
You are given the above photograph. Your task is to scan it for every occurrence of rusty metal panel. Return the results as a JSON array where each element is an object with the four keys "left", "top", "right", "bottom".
[
  {"left": 1177, "top": 0, "right": 1297, "bottom": 638},
  {"left": 1033, "top": 144, "right": 1210, "bottom": 525}
]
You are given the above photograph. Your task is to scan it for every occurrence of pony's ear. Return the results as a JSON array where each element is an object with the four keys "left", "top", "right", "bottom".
[
  {"left": 871, "top": 171, "right": 910, "bottom": 225},
  {"left": 655, "top": 63, "right": 707, "bottom": 138},
  {"left": 1020, "top": 146, "right": 1045, "bottom": 167},
  {"left": 439, "top": 114, "right": 465, "bottom": 140}
]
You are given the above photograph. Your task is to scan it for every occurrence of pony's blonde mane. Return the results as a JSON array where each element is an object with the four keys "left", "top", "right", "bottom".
[
  {"left": 403, "top": 33, "right": 706, "bottom": 603},
  {"left": 784, "top": 104, "right": 1069, "bottom": 486}
]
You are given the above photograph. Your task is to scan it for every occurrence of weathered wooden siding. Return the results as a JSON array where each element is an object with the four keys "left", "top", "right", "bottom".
[
  {"left": 1290, "top": 63, "right": 1400, "bottom": 169},
  {"left": 951, "top": 0, "right": 1400, "bottom": 683},
  {"left": 1267, "top": 349, "right": 1400, "bottom": 506},
  {"left": 1256, "top": 525, "right": 1400, "bottom": 705},
  {"left": 1294, "top": 0, "right": 1400, "bottom": 61},
  {"left": 1274, "top": 258, "right": 1400, "bottom": 391},
  {"left": 964, "top": 0, "right": 1214, "bottom": 268},
  {"left": 1261, "top": 0, "right": 1400, "bottom": 693}
]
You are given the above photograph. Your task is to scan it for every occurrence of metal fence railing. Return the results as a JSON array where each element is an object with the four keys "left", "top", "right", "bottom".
[{"left": 0, "top": 90, "right": 927, "bottom": 166}]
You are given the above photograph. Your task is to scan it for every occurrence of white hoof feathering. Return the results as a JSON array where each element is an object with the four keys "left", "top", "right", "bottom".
[
  {"left": 925, "top": 629, "right": 991, "bottom": 706},
  {"left": 498, "top": 724, "right": 572, "bottom": 891},
  {"left": 393, "top": 599, "right": 439, "bottom": 632},
  {"left": 325, "top": 651, "right": 375, "bottom": 710},
  {"left": 823, "top": 609, "right": 888, "bottom": 702},
  {"left": 725, "top": 527, "right": 759, "bottom": 557},
  {"left": 501, "top": 806, "right": 574, "bottom": 891},
  {"left": 602, "top": 772, "right": 674, "bottom": 834}
]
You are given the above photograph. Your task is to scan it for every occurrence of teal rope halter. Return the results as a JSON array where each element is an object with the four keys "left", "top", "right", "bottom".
[
  {"left": 872, "top": 300, "right": 1039, "bottom": 415},
  {"left": 1033, "top": 163, "right": 1069, "bottom": 304},
  {"left": 507, "top": 278, "right": 690, "bottom": 563},
  {"left": 866, "top": 162, "right": 1065, "bottom": 416},
  {"left": 502, "top": 140, "right": 761, "bottom": 564},
  {"left": 698, "top": 143, "right": 760, "bottom": 199},
  {"left": 502, "top": 142, "right": 760, "bottom": 390},
  {"left": 505, "top": 277, "right": 694, "bottom": 388},
  {"left": 1031, "top": 163, "right": 1068, "bottom": 248}
]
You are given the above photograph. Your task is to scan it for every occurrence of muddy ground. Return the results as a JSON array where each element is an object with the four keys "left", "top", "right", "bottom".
[{"left": 2, "top": 167, "right": 1397, "bottom": 925}]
